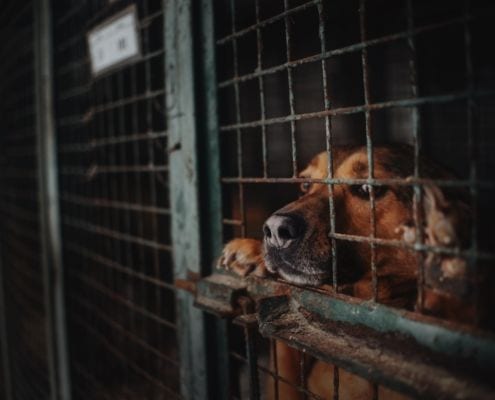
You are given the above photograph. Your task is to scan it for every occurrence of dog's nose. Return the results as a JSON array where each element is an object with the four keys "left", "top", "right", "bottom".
[{"left": 263, "top": 214, "right": 304, "bottom": 249}]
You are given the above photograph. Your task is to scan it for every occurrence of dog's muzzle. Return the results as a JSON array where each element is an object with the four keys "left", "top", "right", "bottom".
[{"left": 263, "top": 213, "right": 305, "bottom": 250}]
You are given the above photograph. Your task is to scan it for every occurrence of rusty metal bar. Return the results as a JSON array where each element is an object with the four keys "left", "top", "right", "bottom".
[
  {"left": 405, "top": 0, "right": 426, "bottom": 314},
  {"left": 464, "top": 0, "right": 480, "bottom": 324},
  {"left": 62, "top": 217, "right": 172, "bottom": 252},
  {"left": 254, "top": 0, "right": 268, "bottom": 178},
  {"left": 217, "top": 13, "right": 493, "bottom": 88},
  {"left": 250, "top": 284, "right": 495, "bottom": 399},
  {"left": 221, "top": 175, "right": 495, "bottom": 189},
  {"left": 69, "top": 270, "right": 177, "bottom": 330},
  {"left": 219, "top": 88, "right": 495, "bottom": 131},
  {"left": 65, "top": 241, "right": 175, "bottom": 291},
  {"left": 229, "top": 0, "right": 247, "bottom": 238},
  {"left": 58, "top": 131, "right": 168, "bottom": 153},
  {"left": 283, "top": 0, "right": 298, "bottom": 177},
  {"left": 217, "top": 0, "right": 321, "bottom": 45},
  {"left": 316, "top": 1, "right": 339, "bottom": 293},
  {"left": 61, "top": 194, "right": 170, "bottom": 215},
  {"left": 358, "top": 0, "right": 378, "bottom": 302}
]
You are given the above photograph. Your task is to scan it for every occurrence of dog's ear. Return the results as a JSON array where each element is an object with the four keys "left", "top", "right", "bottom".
[
  {"left": 423, "top": 185, "right": 459, "bottom": 247},
  {"left": 420, "top": 185, "right": 476, "bottom": 324},
  {"left": 423, "top": 185, "right": 447, "bottom": 215}
]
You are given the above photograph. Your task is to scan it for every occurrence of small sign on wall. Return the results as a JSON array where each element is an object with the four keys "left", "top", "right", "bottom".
[{"left": 87, "top": 5, "right": 141, "bottom": 76}]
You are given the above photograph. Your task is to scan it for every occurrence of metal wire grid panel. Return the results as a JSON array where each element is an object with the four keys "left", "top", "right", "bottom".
[
  {"left": 212, "top": 0, "right": 495, "bottom": 398},
  {"left": 53, "top": 1, "right": 180, "bottom": 398},
  {"left": 0, "top": 1, "right": 53, "bottom": 399}
]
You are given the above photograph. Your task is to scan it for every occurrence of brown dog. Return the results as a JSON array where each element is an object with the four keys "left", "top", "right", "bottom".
[{"left": 218, "top": 145, "right": 471, "bottom": 399}]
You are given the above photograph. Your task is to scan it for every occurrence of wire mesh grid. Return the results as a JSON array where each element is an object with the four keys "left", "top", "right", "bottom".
[
  {"left": 53, "top": 1, "right": 179, "bottom": 398},
  {"left": 0, "top": 1, "right": 53, "bottom": 399},
  {"left": 214, "top": 0, "right": 495, "bottom": 398}
]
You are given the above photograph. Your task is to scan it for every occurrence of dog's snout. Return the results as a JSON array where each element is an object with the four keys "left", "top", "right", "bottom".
[{"left": 263, "top": 214, "right": 304, "bottom": 249}]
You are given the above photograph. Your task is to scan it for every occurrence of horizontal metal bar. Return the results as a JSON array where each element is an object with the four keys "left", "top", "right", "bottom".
[
  {"left": 219, "top": 89, "right": 495, "bottom": 132},
  {"left": 62, "top": 217, "right": 172, "bottom": 252},
  {"left": 58, "top": 89, "right": 165, "bottom": 127},
  {"left": 247, "top": 280, "right": 495, "bottom": 399},
  {"left": 69, "top": 270, "right": 177, "bottom": 330},
  {"left": 60, "top": 164, "right": 168, "bottom": 176},
  {"left": 70, "top": 294, "right": 179, "bottom": 367},
  {"left": 218, "top": 14, "right": 478, "bottom": 88},
  {"left": 328, "top": 232, "right": 495, "bottom": 260},
  {"left": 59, "top": 131, "right": 168, "bottom": 153},
  {"left": 61, "top": 194, "right": 170, "bottom": 215},
  {"left": 222, "top": 218, "right": 244, "bottom": 226},
  {"left": 56, "top": 48, "right": 164, "bottom": 80},
  {"left": 65, "top": 242, "right": 175, "bottom": 291},
  {"left": 217, "top": 0, "right": 321, "bottom": 45},
  {"left": 221, "top": 176, "right": 495, "bottom": 189}
]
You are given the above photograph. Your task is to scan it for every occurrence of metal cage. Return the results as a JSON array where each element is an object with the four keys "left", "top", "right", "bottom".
[
  {"left": 0, "top": 1, "right": 494, "bottom": 400},
  {"left": 195, "top": 0, "right": 495, "bottom": 399}
]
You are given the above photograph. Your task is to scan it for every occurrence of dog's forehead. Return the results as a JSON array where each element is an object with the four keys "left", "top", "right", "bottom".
[
  {"left": 299, "top": 152, "right": 328, "bottom": 179},
  {"left": 337, "top": 152, "right": 369, "bottom": 178},
  {"left": 300, "top": 148, "right": 410, "bottom": 179}
]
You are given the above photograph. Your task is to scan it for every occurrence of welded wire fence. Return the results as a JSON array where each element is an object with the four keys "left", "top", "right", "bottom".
[
  {"left": 213, "top": 0, "right": 495, "bottom": 398},
  {"left": 54, "top": 1, "right": 179, "bottom": 399}
]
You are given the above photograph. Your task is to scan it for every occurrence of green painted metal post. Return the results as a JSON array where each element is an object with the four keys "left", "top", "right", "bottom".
[
  {"left": 34, "top": 0, "right": 72, "bottom": 399},
  {"left": 165, "top": 0, "right": 209, "bottom": 398},
  {"left": 198, "top": 2, "right": 231, "bottom": 399}
]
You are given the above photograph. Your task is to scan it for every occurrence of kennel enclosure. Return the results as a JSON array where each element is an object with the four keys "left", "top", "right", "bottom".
[{"left": 0, "top": 0, "right": 495, "bottom": 399}]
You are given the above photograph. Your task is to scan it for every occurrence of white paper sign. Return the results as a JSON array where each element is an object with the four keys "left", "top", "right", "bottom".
[{"left": 87, "top": 6, "right": 140, "bottom": 76}]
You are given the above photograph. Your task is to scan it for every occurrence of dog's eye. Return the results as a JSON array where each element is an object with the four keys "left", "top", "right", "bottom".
[
  {"left": 300, "top": 182, "right": 312, "bottom": 193},
  {"left": 350, "top": 184, "right": 388, "bottom": 199}
]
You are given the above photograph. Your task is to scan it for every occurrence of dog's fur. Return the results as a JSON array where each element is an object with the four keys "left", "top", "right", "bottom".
[{"left": 218, "top": 145, "right": 471, "bottom": 399}]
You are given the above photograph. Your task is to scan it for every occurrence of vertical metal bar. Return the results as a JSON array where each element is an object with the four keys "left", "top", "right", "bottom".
[
  {"left": 316, "top": 2, "right": 338, "bottom": 292},
  {"left": 244, "top": 326, "right": 260, "bottom": 400},
  {"left": 283, "top": 0, "right": 298, "bottom": 177},
  {"left": 255, "top": 0, "right": 268, "bottom": 178},
  {"left": 165, "top": 0, "right": 209, "bottom": 398},
  {"left": 315, "top": 11, "right": 341, "bottom": 400},
  {"left": 0, "top": 248, "right": 13, "bottom": 400},
  {"left": 229, "top": 0, "right": 247, "bottom": 237},
  {"left": 406, "top": 0, "right": 425, "bottom": 312},
  {"left": 199, "top": 1, "right": 231, "bottom": 399},
  {"left": 358, "top": 0, "right": 378, "bottom": 301},
  {"left": 463, "top": 0, "right": 479, "bottom": 323},
  {"left": 271, "top": 339, "right": 279, "bottom": 400},
  {"left": 34, "top": 0, "right": 72, "bottom": 398},
  {"left": 143, "top": 0, "right": 164, "bottom": 383}
]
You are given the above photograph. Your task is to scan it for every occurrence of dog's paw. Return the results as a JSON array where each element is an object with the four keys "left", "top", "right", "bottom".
[{"left": 217, "top": 238, "right": 267, "bottom": 278}]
